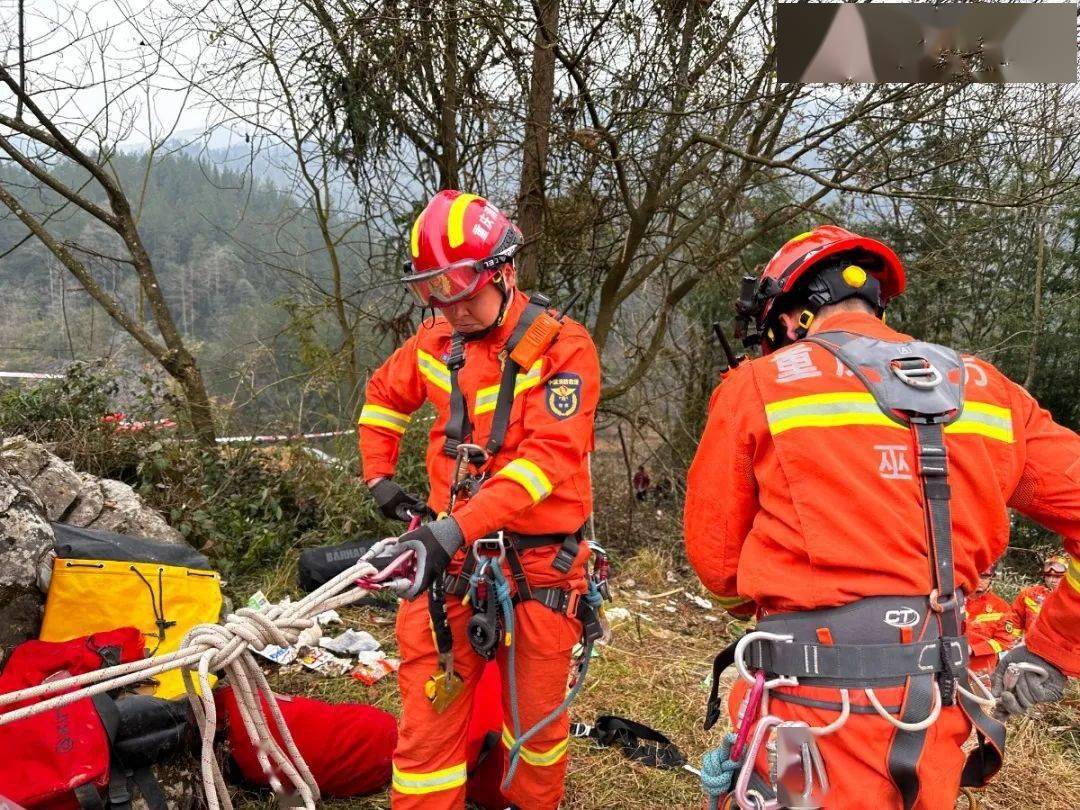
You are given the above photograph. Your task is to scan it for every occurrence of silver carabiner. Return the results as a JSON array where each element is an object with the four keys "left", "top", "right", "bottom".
[
  {"left": 735, "top": 631, "right": 799, "bottom": 691},
  {"left": 734, "top": 715, "right": 782, "bottom": 810},
  {"left": 448, "top": 442, "right": 487, "bottom": 511}
]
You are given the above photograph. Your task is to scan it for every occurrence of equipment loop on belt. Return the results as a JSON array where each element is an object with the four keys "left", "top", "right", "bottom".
[{"left": 865, "top": 682, "right": 942, "bottom": 732}]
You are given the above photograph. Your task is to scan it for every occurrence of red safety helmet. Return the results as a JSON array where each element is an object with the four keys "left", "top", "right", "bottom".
[
  {"left": 735, "top": 225, "right": 906, "bottom": 353},
  {"left": 1043, "top": 554, "right": 1068, "bottom": 575},
  {"left": 402, "top": 190, "right": 522, "bottom": 307}
]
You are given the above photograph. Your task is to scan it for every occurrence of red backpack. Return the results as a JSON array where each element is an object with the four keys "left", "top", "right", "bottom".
[{"left": 0, "top": 628, "right": 144, "bottom": 809}]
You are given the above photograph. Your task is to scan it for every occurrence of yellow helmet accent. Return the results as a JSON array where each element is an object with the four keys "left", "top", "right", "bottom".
[
  {"left": 787, "top": 231, "right": 814, "bottom": 246},
  {"left": 842, "top": 264, "right": 867, "bottom": 288},
  {"left": 446, "top": 193, "right": 484, "bottom": 249},
  {"left": 410, "top": 212, "right": 424, "bottom": 258}
]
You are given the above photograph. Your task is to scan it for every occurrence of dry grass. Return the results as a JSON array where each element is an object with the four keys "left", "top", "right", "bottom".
[{"left": 226, "top": 509, "right": 1079, "bottom": 809}]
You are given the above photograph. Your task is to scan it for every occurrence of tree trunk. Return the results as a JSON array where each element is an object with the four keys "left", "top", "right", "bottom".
[
  {"left": 438, "top": 0, "right": 460, "bottom": 189},
  {"left": 516, "top": 0, "right": 560, "bottom": 289}
]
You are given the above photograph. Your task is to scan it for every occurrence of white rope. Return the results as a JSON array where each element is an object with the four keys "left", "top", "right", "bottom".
[{"left": 0, "top": 554, "right": 411, "bottom": 810}]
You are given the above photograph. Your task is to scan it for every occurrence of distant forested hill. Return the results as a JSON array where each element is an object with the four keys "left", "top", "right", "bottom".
[{"left": 0, "top": 150, "right": 363, "bottom": 426}]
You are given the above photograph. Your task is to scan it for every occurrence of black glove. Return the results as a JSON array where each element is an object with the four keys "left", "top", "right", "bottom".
[
  {"left": 397, "top": 518, "right": 464, "bottom": 600},
  {"left": 369, "top": 478, "right": 435, "bottom": 523},
  {"left": 990, "top": 645, "right": 1066, "bottom": 721}
]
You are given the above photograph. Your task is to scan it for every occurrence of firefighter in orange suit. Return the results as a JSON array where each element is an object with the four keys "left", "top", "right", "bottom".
[
  {"left": 358, "top": 190, "right": 599, "bottom": 809},
  {"left": 685, "top": 225, "right": 1078, "bottom": 809},
  {"left": 1012, "top": 553, "right": 1067, "bottom": 633},
  {"left": 965, "top": 564, "right": 1019, "bottom": 676}
]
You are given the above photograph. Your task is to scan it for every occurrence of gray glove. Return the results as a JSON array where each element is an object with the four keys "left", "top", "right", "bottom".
[
  {"left": 990, "top": 645, "right": 1066, "bottom": 721},
  {"left": 397, "top": 517, "right": 464, "bottom": 600}
]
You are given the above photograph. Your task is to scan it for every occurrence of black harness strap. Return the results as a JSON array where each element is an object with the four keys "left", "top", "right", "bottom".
[
  {"left": 911, "top": 419, "right": 967, "bottom": 704},
  {"left": 886, "top": 674, "right": 935, "bottom": 810},
  {"left": 443, "top": 333, "right": 475, "bottom": 460}
]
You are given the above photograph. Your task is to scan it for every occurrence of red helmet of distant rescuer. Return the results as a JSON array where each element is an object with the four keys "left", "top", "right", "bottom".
[
  {"left": 402, "top": 190, "right": 522, "bottom": 307},
  {"left": 734, "top": 225, "right": 906, "bottom": 354}
]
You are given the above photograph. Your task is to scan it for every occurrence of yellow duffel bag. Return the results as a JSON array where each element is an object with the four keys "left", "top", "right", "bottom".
[{"left": 40, "top": 558, "right": 223, "bottom": 698}]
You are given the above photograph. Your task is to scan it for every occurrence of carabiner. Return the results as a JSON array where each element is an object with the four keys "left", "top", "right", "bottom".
[
  {"left": 472, "top": 532, "right": 507, "bottom": 568},
  {"left": 731, "top": 670, "right": 766, "bottom": 761},
  {"left": 733, "top": 715, "right": 782, "bottom": 810},
  {"left": 735, "top": 631, "right": 798, "bottom": 690},
  {"left": 449, "top": 442, "right": 488, "bottom": 511}
]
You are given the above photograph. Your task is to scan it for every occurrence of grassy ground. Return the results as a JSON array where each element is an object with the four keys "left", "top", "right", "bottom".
[{"left": 224, "top": 493, "right": 1080, "bottom": 809}]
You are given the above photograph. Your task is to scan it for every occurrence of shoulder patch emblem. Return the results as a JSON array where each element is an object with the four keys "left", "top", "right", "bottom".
[{"left": 546, "top": 373, "right": 582, "bottom": 419}]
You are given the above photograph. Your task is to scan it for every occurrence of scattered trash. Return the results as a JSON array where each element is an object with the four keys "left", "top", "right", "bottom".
[
  {"left": 351, "top": 654, "right": 399, "bottom": 685},
  {"left": 664, "top": 604, "right": 677, "bottom": 613},
  {"left": 247, "top": 590, "right": 301, "bottom": 664},
  {"left": 635, "top": 612, "right": 654, "bottom": 623},
  {"left": 253, "top": 643, "right": 297, "bottom": 665},
  {"left": 605, "top": 607, "right": 631, "bottom": 622},
  {"left": 315, "top": 609, "right": 342, "bottom": 626},
  {"left": 319, "top": 629, "right": 381, "bottom": 656},
  {"left": 704, "top": 615, "right": 719, "bottom": 622},
  {"left": 665, "top": 570, "right": 678, "bottom": 583},
  {"left": 623, "top": 577, "right": 636, "bottom": 588},
  {"left": 297, "top": 623, "right": 323, "bottom": 649},
  {"left": 685, "top": 592, "right": 713, "bottom": 610},
  {"left": 298, "top": 646, "right": 353, "bottom": 677}
]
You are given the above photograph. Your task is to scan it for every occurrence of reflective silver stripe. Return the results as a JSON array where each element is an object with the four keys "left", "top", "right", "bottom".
[{"left": 391, "top": 762, "right": 467, "bottom": 795}]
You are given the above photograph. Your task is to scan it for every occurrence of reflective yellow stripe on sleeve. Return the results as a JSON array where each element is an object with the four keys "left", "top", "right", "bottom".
[
  {"left": 391, "top": 762, "right": 467, "bottom": 795},
  {"left": 973, "top": 612, "right": 1004, "bottom": 623},
  {"left": 417, "top": 348, "right": 452, "bottom": 393},
  {"left": 474, "top": 360, "right": 544, "bottom": 415},
  {"left": 1066, "top": 555, "right": 1080, "bottom": 596},
  {"left": 358, "top": 403, "right": 412, "bottom": 435},
  {"left": 501, "top": 726, "right": 568, "bottom": 767},
  {"left": 496, "top": 458, "right": 553, "bottom": 503},
  {"left": 987, "top": 639, "right": 1003, "bottom": 653}
]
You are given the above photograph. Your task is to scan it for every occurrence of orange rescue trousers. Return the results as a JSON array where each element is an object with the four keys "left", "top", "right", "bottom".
[
  {"left": 391, "top": 594, "right": 582, "bottom": 809},
  {"left": 726, "top": 681, "right": 972, "bottom": 810}
]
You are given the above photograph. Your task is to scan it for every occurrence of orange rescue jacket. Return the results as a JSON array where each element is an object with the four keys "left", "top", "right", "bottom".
[
  {"left": 965, "top": 590, "right": 1018, "bottom": 673},
  {"left": 358, "top": 290, "right": 599, "bottom": 587},
  {"left": 1012, "top": 583, "right": 1056, "bottom": 634},
  {"left": 684, "top": 311, "right": 1080, "bottom": 677}
]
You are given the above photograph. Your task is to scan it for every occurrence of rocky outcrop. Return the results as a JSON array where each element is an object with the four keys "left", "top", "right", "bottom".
[{"left": 0, "top": 436, "right": 182, "bottom": 543}]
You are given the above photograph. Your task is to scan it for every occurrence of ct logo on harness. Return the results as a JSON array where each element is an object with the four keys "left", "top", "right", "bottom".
[
  {"left": 546, "top": 373, "right": 582, "bottom": 419},
  {"left": 884, "top": 607, "right": 921, "bottom": 628}
]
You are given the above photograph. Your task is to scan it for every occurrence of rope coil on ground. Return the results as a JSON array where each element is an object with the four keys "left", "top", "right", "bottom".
[{"left": 0, "top": 554, "right": 406, "bottom": 810}]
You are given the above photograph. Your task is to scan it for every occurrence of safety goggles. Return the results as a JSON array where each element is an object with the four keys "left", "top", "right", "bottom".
[
  {"left": 401, "top": 248, "right": 517, "bottom": 307},
  {"left": 1045, "top": 561, "right": 1067, "bottom": 575}
]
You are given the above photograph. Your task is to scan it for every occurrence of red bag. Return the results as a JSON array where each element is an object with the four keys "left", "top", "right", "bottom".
[
  {"left": 216, "top": 687, "right": 395, "bottom": 797},
  {"left": 466, "top": 660, "right": 510, "bottom": 810},
  {"left": 0, "top": 628, "right": 145, "bottom": 809}
]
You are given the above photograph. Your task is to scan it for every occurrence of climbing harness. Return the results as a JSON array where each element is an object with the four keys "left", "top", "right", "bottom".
[{"left": 700, "top": 332, "right": 1008, "bottom": 810}]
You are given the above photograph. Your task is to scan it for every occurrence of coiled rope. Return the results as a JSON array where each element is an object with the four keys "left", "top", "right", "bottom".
[{"left": 0, "top": 554, "right": 408, "bottom": 810}]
